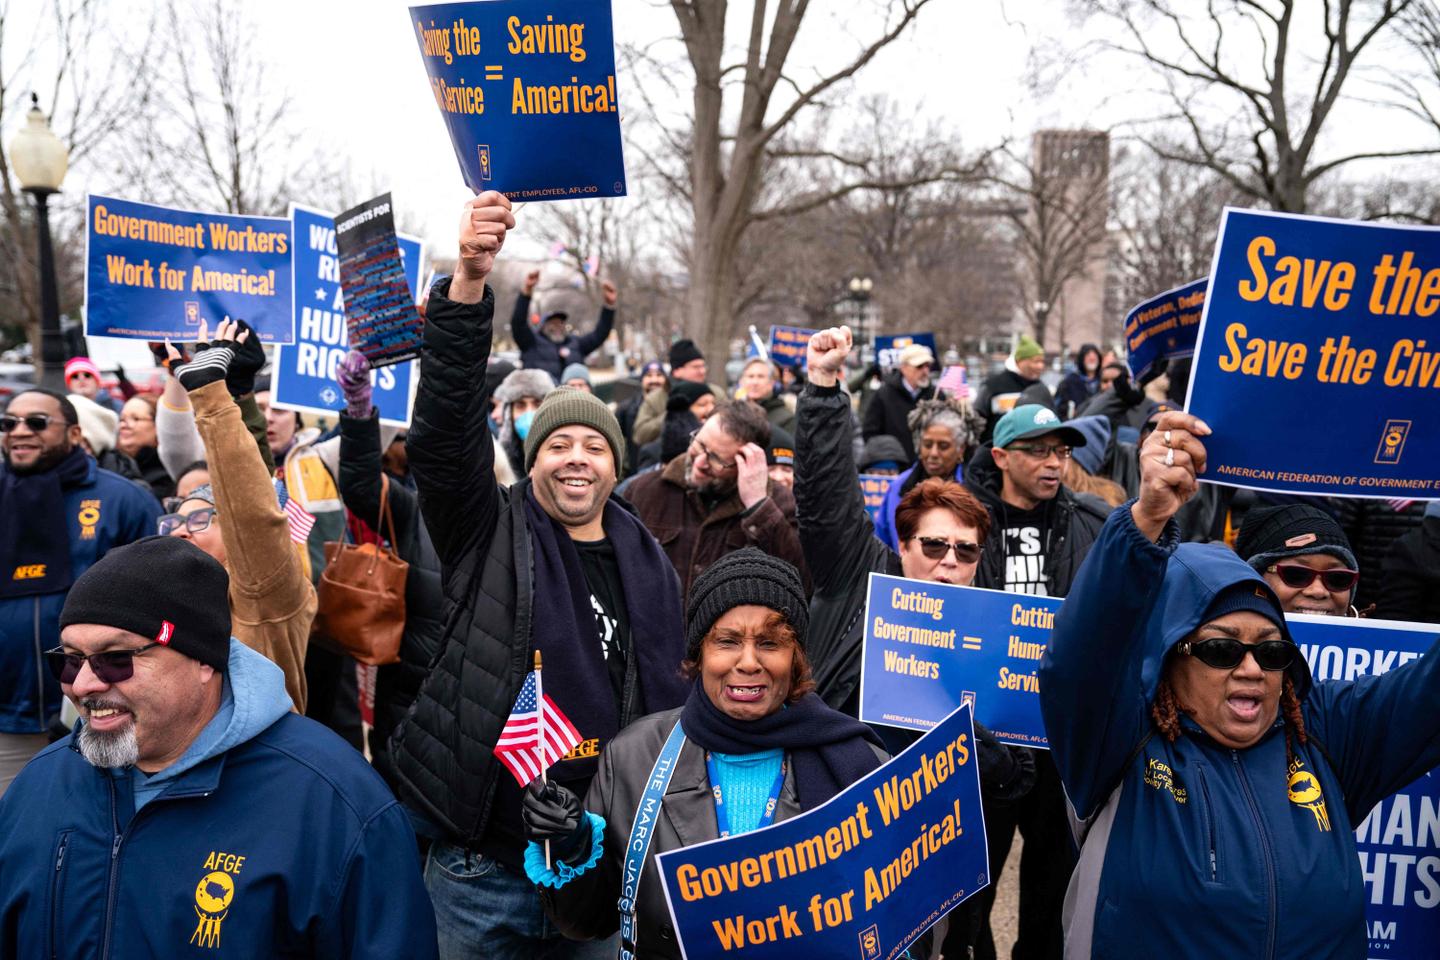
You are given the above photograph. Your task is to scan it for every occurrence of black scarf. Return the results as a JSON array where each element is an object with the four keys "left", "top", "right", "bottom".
[
  {"left": 681, "top": 680, "right": 884, "bottom": 811},
  {"left": 0, "top": 447, "right": 92, "bottom": 599},
  {"left": 524, "top": 488, "right": 688, "bottom": 781}
]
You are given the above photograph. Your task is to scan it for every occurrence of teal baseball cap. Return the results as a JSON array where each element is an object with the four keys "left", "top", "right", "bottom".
[{"left": 993, "top": 404, "right": 1087, "bottom": 449}]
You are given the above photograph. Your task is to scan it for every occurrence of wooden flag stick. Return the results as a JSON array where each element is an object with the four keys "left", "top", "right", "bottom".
[{"left": 535, "top": 650, "right": 551, "bottom": 870}]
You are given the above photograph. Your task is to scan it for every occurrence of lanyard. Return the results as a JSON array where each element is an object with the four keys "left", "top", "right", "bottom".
[
  {"left": 704, "top": 752, "right": 786, "bottom": 838},
  {"left": 619, "top": 720, "right": 686, "bottom": 960}
]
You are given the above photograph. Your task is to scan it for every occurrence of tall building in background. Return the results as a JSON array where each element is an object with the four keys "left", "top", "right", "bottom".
[{"left": 1028, "top": 129, "right": 1111, "bottom": 354}]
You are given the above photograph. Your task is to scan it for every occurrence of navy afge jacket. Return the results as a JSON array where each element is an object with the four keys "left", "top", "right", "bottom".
[
  {"left": 0, "top": 642, "right": 436, "bottom": 959},
  {"left": 1040, "top": 504, "right": 1440, "bottom": 960}
]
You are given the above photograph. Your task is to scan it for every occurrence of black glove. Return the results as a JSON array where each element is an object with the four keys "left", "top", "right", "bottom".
[
  {"left": 522, "top": 780, "right": 592, "bottom": 864},
  {"left": 1112, "top": 369, "right": 1145, "bottom": 410},
  {"left": 975, "top": 721, "right": 1036, "bottom": 802},
  {"left": 113, "top": 362, "right": 129, "bottom": 385},
  {"left": 224, "top": 318, "right": 266, "bottom": 398},
  {"left": 173, "top": 340, "right": 236, "bottom": 393}
]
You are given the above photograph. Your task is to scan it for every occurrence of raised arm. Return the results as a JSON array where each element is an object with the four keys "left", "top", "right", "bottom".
[
  {"left": 409, "top": 195, "right": 515, "bottom": 573},
  {"left": 575, "top": 280, "right": 617, "bottom": 357},
  {"left": 510, "top": 268, "right": 539, "bottom": 351}
]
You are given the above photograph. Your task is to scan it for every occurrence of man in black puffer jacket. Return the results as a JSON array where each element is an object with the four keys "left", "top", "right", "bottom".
[{"left": 392, "top": 195, "right": 689, "bottom": 960}]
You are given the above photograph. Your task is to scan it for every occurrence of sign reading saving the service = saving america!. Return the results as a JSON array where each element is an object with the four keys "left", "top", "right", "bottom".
[
  {"left": 658, "top": 703, "right": 988, "bottom": 960},
  {"left": 860, "top": 573, "right": 1057, "bottom": 749},
  {"left": 1185, "top": 208, "right": 1440, "bottom": 500},
  {"left": 86, "top": 195, "right": 294, "bottom": 343},
  {"left": 410, "top": 0, "right": 626, "bottom": 200}
]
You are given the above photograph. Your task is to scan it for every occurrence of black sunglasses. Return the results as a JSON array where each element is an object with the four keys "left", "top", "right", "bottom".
[
  {"left": 44, "top": 641, "right": 163, "bottom": 684},
  {"left": 1180, "top": 637, "right": 1295, "bottom": 672},
  {"left": 911, "top": 536, "right": 981, "bottom": 564},
  {"left": 1267, "top": 563, "right": 1358, "bottom": 593},
  {"left": 1, "top": 413, "right": 67, "bottom": 433}
]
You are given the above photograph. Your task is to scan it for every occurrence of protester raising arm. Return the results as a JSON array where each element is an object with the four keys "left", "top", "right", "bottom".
[
  {"left": 572, "top": 279, "right": 618, "bottom": 357},
  {"left": 510, "top": 268, "right": 540, "bottom": 352}
]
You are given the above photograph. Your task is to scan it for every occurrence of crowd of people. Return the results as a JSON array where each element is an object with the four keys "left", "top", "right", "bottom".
[{"left": 0, "top": 192, "right": 1436, "bottom": 959}]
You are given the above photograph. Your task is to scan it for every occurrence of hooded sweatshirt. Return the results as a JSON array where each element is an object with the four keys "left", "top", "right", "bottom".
[{"left": 1040, "top": 504, "right": 1440, "bottom": 959}]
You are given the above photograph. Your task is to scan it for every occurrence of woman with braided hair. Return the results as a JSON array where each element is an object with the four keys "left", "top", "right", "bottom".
[{"left": 1039, "top": 411, "right": 1440, "bottom": 959}]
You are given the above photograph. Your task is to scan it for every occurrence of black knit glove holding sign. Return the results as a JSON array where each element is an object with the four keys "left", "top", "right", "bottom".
[
  {"left": 223, "top": 318, "right": 266, "bottom": 398},
  {"left": 167, "top": 318, "right": 248, "bottom": 394}
]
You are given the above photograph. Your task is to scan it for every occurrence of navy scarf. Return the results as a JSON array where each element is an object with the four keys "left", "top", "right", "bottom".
[
  {"left": 0, "top": 447, "right": 91, "bottom": 599},
  {"left": 524, "top": 487, "right": 688, "bottom": 781},
  {"left": 681, "top": 680, "right": 884, "bottom": 811}
]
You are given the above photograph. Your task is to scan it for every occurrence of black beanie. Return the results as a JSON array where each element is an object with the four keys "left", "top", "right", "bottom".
[
  {"left": 1235, "top": 503, "right": 1357, "bottom": 573},
  {"left": 685, "top": 548, "right": 809, "bottom": 659},
  {"left": 666, "top": 380, "right": 713, "bottom": 412},
  {"left": 767, "top": 426, "right": 795, "bottom": 467},
  {"left": 59, "top": 537, "right": 232, "bottom": 672},
  {"left": 668, "top": 339, "right": 704, "bottom": 370}
]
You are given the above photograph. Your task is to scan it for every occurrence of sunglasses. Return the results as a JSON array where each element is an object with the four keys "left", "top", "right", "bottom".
[
  {"left": 1009, "top": 443, "right": 1072, "bottom": 461},
  {"left": 44, "top": 641, "right": 163, "bottom": 684},
  {"left": 158, "top": 508, "right": 217, "bottom": 536},
  {"left": 911, "top": 536, "right": 981, "bottom": 564},
  {"left": 1, "top": 413, "right": 67, "bottom": 433},
  {"left": 1267, "top": 563, "right": 1358, "bottom": 592},
  {"left": 1180, "top": 637, "right": 1296, "bottom": 672}
]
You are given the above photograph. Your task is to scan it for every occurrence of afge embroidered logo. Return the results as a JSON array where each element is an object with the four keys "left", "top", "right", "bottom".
[
  {"left": 1374, "top": 419, "right": 1411, "bottom": 465},
  {"left": 77, "top": 499, "right": 101, "bottom": 541},
  {"left": 11, "top": 564, "right": 46, "bottom": 580},
  {"left": 1288, "top": 759, "right": 1331, "bottom": 831},
  {"left": 189, "top": 851, "right": 246, "bottom": 948}
]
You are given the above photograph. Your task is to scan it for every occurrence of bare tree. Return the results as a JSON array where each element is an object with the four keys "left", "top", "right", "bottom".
[{"left": 1085, "top": 0, "right": 1437, "bottom": 213}]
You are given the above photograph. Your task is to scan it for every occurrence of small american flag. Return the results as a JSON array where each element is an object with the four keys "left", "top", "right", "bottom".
[
  {"left": 274, "top": 479, "right": 316, "bottom": 545},
  {"left": 495, "top": 671, "right": 582, "bottom": 786}
]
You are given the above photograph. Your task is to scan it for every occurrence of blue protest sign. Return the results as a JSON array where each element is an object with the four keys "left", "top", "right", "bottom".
[
  {"left": 85, "top": 195, "right": 294, "bottom": 343},
  {"left": 409, "top": 0, "right": 626, "bottom": 201},
  {"left": 1289, "top": 614, "right": 1440, "bottom": 960},
  {"left": 270, "top": 204, "right": 423, "bottom": 427},
  {"left": 860, "top": 573, "right": 1056, "bottom": 749},
  {"left": 767, "top": 325, "right": 816, "bottom": 368},
  {"left": 875, "top": 333, "right": 937, "bottom": 371},
  {"left": 1124, "top": 278, "right": 1205, "bottom": 381},
  {"left": 658, "top": 703, "right": 988, "bottom": 960},
  {"left": 859, "top": 476, "right": 894, "bottom": 523},
  {"left": 1186, "top": 209, "right": 1440, "bottom": 499}
]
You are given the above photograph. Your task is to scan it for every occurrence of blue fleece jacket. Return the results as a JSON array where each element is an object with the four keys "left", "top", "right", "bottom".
[
  {"left": 1040, "top": 504, "right": 1440, "bottom": 959},
  {"left": 0, "top": 639, "right": 436, "bottom": 959}
]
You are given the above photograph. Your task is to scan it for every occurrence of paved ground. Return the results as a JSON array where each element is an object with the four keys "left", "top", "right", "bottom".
[{"left": 933, "top": 832, "right": 1020, "bottom": 959}]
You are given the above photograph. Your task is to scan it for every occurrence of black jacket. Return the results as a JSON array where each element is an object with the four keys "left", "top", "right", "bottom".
[
  {"left": 860, "top": 370, "right": 932, "bottom": 462},
  {"left": 510, "top": 291, "right": 616, "bottom": 382},
  {"left": 337, "top": 412, "right": 444, "bottom": 793},
  {"left": 973, "top": 369, "right": 1039, "bottom": 443},
  {"left": 1378, "top": 513, "right": 1440, "bottom": 624},
  {"left": 1337, "top": 497, "right": 1427, "bottom": 612},
  {"left": 964, "top": 444, "right": 1109, "bottom": 597},
  {"left": 392, "top": 280, "right": 683, "bottom": 852}
]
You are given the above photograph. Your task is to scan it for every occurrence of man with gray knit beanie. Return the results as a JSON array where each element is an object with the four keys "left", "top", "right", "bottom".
[{"left": 393, "top": 194, "right": 689, "bottom": 960}]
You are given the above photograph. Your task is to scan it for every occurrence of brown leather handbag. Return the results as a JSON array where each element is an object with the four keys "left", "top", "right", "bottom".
[{"left": 314, "top": 474, "right": 408, "bottom": 665}]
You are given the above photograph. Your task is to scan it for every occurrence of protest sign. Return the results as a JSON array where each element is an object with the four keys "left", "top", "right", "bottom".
[
  {"left": 1289, "top": 614, "right": 1440, "bottom": 960},
  {"left": 659, "top": 702, "right": 988, "bottom": 960},
  {"left": 334, "top": 194, "right": 424, "bottom": 368},
  {"left": 860, "top": 573, "right": 1056, "bottom": 749},
  {"left": 409, "top": 0, "right": 627, "bottom": 201},
  {"left": 859, "top": 476, "right": 896, "bottom": 523},
  {"left": 1186, "top": 209, "right": 1440, "bottom": 499},
  {"left": 85, "top": 195, "right": 294, "bottom": 343},
  {"left": 766, "top": 325, "right": 816, "bottom": 368},
  {"left": 875, "top": 333, "right": 938, "bottom": 372},
  {"left": 270, "top": 204, "right": 424, "bottom": 427},
  {"left": 1124, "top": 278, "right": 1205, "bottom": 381}
]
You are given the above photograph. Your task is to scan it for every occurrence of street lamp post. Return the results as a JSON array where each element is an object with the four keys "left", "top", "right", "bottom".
[
  {"left": 848, "top": 275, "right": 874, "bottom": 345},
  {"left": 9, "top": 94, "right": 71, "bottom": 390}
]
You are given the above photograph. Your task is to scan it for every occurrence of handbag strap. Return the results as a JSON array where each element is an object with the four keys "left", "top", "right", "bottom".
[{"left": 379, "top": 474, "right": 400, "bottom": 558}]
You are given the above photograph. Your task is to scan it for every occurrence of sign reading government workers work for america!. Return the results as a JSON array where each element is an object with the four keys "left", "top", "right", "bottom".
[
  {"left": 410, "top": 0, "right": 626, "bottom": 200},
  {"left": 86, "top": 195, "right": 294, "bottom": 343},
  {"left": 1185, "top": 208, "right": 1440, "bottom": 500}
]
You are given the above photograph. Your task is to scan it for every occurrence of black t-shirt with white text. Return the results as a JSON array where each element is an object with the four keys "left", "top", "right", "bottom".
[{"left": 1001, "top": 503, "right": 1051, "bottom": 596}]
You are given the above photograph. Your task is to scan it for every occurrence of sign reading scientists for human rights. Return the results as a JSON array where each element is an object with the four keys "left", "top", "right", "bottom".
[
  {"left": 859, "top": 573, "right": 1057, "bottom": 749},
  {"left": 658, "top": 703, "right": 988, "bottom": 960},
  {"left": 1186, "top": 209, "right": 1440, "bottom": 500},
  {"left": 1289, "top": 613, "right": 1440, "bottom": 960},
  {"left": 409, "top": 0, "right": 626, "bottom": 200}
]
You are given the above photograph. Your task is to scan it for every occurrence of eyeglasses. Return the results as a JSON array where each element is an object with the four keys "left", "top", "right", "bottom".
[
  {"left": 911, "top": 537, "right": 981, "bottom": 564},
  {"left": 1266, "top": 563, "right": 1359, "bottom": 593},
  {"left": 1008, "top": 443, "right": 1072, "bottom": 461},
  {"left": 158, "top": 508, "right": 217, "bottom": 536},
  {"left": 688, "top": 430, "right": 736, "bottom": 471},
  {"left": 44, "top": 641, "right": 163, "bottom": 684},
  {"left": 1180, "top": 637, "right": 1295, "bottom": 672},
  {"left": 0, "top": 413, "right": 66, "bottom": 433}
]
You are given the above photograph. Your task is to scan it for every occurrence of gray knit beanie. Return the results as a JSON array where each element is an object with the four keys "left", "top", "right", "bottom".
[
  {"left": 685, "top": 548, "right": 809, "bottom": 660},
  {"left": 523, "top": 386, "right": 626, "bottom": 472}
]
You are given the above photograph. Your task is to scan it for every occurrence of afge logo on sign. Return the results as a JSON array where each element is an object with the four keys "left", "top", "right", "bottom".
[
  {"left": 858, "top": 923, "right": 881, "bottom": 959},
  {"left": 1374, "top": 419, "right": 1411, "bottom": 464}
]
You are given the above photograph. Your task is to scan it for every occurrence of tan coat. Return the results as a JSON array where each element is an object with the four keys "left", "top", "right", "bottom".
[{"left": 191, "top": 381, "right": 314, "bottom": 711}]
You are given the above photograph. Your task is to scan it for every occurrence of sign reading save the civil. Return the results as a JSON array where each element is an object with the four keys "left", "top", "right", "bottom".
[
  {"left": 658, "top": 703, "right": 988, "bottom": 960},
  {"left": 859, "top": 573, "right": 1057, "bottom": 749},
  {"left": 1186, "top": 208, "right": 1440, "bottom": 499}
]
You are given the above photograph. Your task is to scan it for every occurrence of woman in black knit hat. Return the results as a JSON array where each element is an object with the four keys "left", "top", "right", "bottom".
[{"left": 519, "top": 548, "right": 912, "bottom": 960}]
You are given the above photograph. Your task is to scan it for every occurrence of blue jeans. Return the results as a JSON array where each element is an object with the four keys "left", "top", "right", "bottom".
[{"left": 425, "top": 841, "right": 620, "bottom": 960}]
